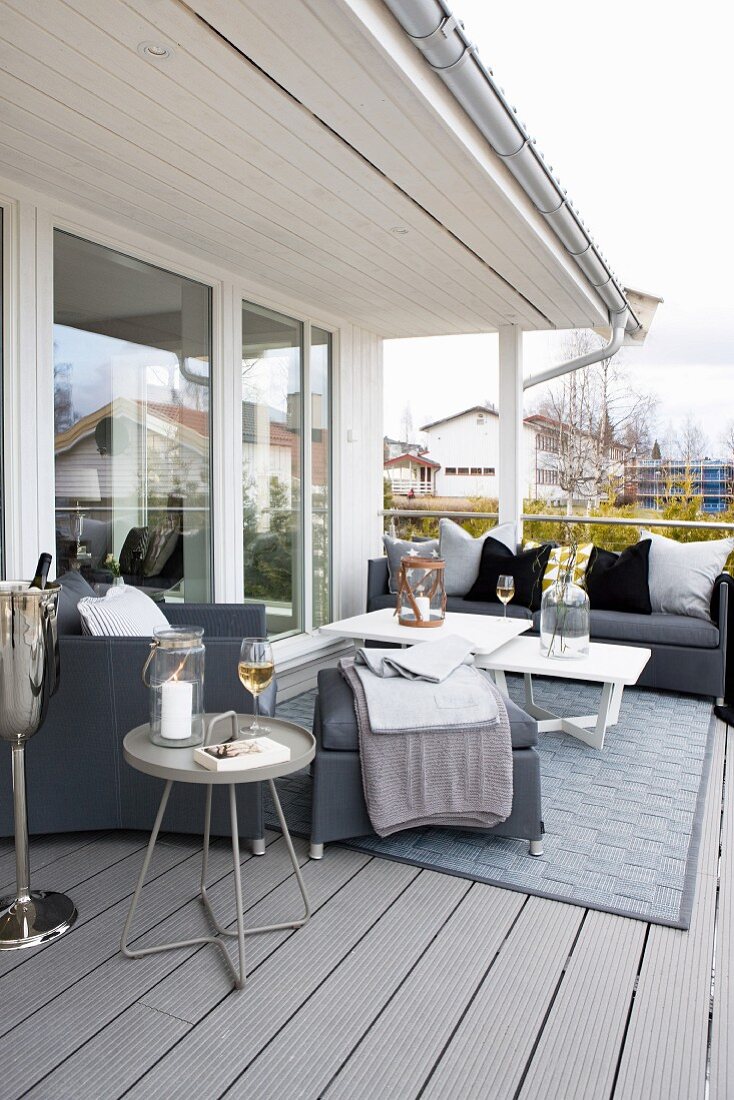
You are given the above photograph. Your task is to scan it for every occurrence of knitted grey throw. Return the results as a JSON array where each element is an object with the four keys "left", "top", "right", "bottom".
[{"left": 339, "top": 659, "right": 513, "bottom": 838}]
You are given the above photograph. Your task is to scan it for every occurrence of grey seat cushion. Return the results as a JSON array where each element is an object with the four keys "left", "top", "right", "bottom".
[
  {"left": 316, "top": 667, "right": 537, "bottom": 751},
  {"left": 367, "top": 592, "right": 532, "bottom": 620},
  {"left": 531, "top": 608, "right": 720, "bottom": 648}
]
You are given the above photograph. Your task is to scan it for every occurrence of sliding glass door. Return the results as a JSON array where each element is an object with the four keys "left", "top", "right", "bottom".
[
  {"left": 241, "top": 303, "right": 332, "bottom": 638},
  {"left": 53, "top": 231, "right": 212, "bottom": 600}
]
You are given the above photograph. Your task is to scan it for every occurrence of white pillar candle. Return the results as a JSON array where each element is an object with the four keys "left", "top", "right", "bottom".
[
  {"left": 160, "top": 680, "right": 193, "bottom": 740},
  {"left": 414, "top": 596, "right": 431, "bottom": 622}
]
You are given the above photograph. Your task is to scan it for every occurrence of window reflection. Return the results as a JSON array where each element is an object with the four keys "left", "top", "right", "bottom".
[
  {"left": 53, "top": 232, "right": 212, "bottom": 601},
  {"left": 242, "top": 303, "right": 303, "bottom": 638},
  {"left": 311, "top": 327, "right": 331, "bottom": 628}
]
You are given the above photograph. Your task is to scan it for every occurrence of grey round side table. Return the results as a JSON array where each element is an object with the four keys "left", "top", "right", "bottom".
[{"left": 121, "top": 711, "right": 315, "bottom": 990}]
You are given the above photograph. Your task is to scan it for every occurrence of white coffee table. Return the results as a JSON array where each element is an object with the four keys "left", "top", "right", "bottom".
[
  {"left": 479, "top": 638, "right": 651, "bottom": 750},
  {"left": 320, "top": 607, "right": 531, "bottom": 655}
]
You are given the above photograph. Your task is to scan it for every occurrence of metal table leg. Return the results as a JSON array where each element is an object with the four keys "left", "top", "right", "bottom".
[
  {"left": 200, "top": 779, "right": 311, "bottom": 940},
  {"left": 120, "top": 780, "right": 247, "bottom": 990}
]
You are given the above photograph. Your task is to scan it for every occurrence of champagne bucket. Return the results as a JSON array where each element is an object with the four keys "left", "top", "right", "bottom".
[
  {"left": 0, "top": 581, "right": 77, "bottom": 949},
  {"left": 0, "top": 582, "right": 60, "bottom": 745}
]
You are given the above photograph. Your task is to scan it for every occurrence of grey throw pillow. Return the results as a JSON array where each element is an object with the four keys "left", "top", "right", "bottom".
[
  {"left": 382, "top": 535, "right": 440, "bottom": 594},
  {"left": 56, "top": 571, "right": 97, "bottom": 635},
  {"left": 439, "top": 518, "right": 517, "bottom": 596},
  {"left": 641, "top": 531, "right": 734, "bottom": 620}
]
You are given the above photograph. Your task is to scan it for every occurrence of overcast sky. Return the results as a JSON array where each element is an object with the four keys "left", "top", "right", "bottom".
[{"left": 384, "top": 0, "right": 734, "bottom": 454}]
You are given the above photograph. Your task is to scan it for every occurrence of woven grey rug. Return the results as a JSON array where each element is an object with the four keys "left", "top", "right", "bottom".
[{"left": 271, "top": 678, "right": 716, "bottom": 928}]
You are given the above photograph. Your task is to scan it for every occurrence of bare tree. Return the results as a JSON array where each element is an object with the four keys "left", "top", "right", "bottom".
[
  {"left": 677, "top": 415, "right": 708, "bottom": 464},
  {"left": 535, "top": 330, "right": 657, "bottom": 509}
]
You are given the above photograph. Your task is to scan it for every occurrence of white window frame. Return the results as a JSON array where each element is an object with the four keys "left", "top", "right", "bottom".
[
  {"left": 237, "top": 298, "right": 338, "bottom": 637},
  {"left": 0, "top": 177, "right": 340, "bottom": 644}
]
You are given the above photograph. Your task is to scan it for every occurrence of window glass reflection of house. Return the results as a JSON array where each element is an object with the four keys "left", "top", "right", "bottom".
[{"left": 53, "top": 231, "right": 212, "bottom": 599}]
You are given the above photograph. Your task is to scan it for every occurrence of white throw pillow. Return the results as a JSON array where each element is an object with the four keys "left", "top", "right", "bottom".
[
  {"left": 439, "top": 518, "right": 517, "bottom": 596},
  {"left": 641, "top": 531, "right": 734, "bottom": 621},
  {"left": 78, "top": 585, "right": 170, "bottom": 637}
]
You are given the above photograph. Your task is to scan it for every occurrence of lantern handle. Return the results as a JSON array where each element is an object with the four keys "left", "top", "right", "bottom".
[{"left": 141, "top": 640, "right": 158, "bottom": 687}]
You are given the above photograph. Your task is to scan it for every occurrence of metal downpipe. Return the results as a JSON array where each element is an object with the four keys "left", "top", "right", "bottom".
[{"left": 523, "top": 309, "right": 629, "bottom": 390}]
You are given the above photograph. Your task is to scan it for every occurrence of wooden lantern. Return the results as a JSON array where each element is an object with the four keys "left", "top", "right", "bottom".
[{"left": 395, "top": 555, "right": 447, "bottom": 628}]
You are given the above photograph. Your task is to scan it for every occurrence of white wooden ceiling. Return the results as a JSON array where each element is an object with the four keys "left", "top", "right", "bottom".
[{"left": 0, "top": 0, "right": 610, "bottom": 337}]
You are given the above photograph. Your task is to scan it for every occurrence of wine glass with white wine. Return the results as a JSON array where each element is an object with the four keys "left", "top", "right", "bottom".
[
  {"left": 496, "top": 575, "right": 515, "bottom": 619},
  {"left": 238, "top": 637, "right": 274, "bottom": 737}
]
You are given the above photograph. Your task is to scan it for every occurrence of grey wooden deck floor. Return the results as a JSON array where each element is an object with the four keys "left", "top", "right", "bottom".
[{"left": 0, "top": 719, "right": 730, "bottom": 1100}]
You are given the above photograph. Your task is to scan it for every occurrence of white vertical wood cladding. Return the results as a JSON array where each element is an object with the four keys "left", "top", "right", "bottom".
[{"left": 336, "top": 324, "right": 383, "bottom": 618}]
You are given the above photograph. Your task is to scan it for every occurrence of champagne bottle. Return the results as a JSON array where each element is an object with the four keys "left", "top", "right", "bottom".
[{"left": 29, "top": 553, "right": 52, "bottom": 590}]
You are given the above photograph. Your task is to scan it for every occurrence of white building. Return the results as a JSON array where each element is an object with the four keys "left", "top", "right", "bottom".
[
  {"left": 418, "top": 406, "right": 627, "bottom": 506},
  {"left": 420, "top": 405, "right": 547, "bottom": 502}
]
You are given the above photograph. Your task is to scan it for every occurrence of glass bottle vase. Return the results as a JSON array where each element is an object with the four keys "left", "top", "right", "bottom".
[{"left": 539, "top": 580, "right": 590, "bottom": 659}]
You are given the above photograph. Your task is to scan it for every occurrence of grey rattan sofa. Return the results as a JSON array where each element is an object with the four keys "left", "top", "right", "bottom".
[{"left": 0, "top": 592, "right": 275, "bottom": 845}]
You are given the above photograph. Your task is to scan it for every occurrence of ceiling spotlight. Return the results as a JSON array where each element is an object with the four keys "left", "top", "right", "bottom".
[
  {"left": 390, "top": 226, "right": 409, "bottom": 236},
  {"left": 137, "top": 41, "right": 173, "bottom": 60}
]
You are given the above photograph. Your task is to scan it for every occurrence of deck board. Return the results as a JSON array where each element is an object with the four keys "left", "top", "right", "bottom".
[
  {"left": 324, "top": 883, "right": 527, "bottom": 1100},
  {"left": 518, "top": 910, "right": 646, "bottom": 1100},
  {"left": 229, "top": 869, "right": 471, "bottom": 1098},
  {"left": 422, "top": 895, "right": 585, "bottom": 1098},
  {"left": 126, "top": 857, "right": 418, "bottom": 1098},
  {"left": 0, "top": 716, "right": 727, "bottom": 1100},
  {"left": 611, "top": 719, "right": 725, "bottom": 1100},
  {"left": 6, "top": 837, "right": 302, "bottom": 1099},
  {"left": 709, "top": 723, "right": 732, "bottom": 1100}
]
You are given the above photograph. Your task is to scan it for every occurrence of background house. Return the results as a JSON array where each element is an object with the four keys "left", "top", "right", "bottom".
[{"left": 408, "top": 405, "right": 628, "bottom": 506}]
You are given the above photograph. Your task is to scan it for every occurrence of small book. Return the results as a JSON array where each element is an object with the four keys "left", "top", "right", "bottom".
[{"left": 194, "top": 736, "right": 291, "bottom": 772}]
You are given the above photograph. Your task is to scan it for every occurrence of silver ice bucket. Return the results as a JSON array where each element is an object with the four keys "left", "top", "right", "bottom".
[
  {"left": 0, "top": 582, "right": 60, "bottom": 744},
  {"left": 0, "top": 582, "right": 76, "bottom": 949}
]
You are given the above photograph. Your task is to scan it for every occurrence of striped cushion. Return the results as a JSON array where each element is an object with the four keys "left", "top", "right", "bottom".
[{"left": 78, "top": 585, "right": 169, "bottom": 637}]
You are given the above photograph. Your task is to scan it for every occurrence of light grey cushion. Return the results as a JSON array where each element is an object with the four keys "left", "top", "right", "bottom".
[
  {"left": 56, "top": 571, "right": 97, "bottom": 636},
  {"left": 382, "top": 535, "right": 440, "bottom": 594},
  {"left": 641, "top": 531, "right": 734, "bottom": 621},
  {"left": 532, "top": 608, "right": 720, "bottom": 649},
  {"left": 78, "top": 585, "right": 169, "bottom": 637},
  {"left": 439, "top": 518, "right": 517, "bottom": 596}
]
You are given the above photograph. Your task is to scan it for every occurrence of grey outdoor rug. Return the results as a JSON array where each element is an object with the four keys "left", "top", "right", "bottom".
[{"left": 270, "top": 678, "right": 716, "bottom": 929}]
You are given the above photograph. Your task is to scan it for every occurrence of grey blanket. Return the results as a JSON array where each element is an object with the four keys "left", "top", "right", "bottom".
[{"left": 340, "top": 658, "right": 513, "bottom": 838}]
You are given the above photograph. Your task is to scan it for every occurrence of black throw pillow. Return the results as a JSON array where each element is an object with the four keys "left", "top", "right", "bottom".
[
  {"left": 586, "top": 539, "right": 652, "bottom": 614},
  {"left": 464, "top": 542, "right": 551, "bottom": 611}
]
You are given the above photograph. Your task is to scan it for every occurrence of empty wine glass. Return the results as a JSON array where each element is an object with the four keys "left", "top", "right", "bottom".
[
  {"left": 238, "top": 637, "right": 274, "bottom": 737},
  {"left": 496, "top": 575, "right": 515, "bottom": 619}
]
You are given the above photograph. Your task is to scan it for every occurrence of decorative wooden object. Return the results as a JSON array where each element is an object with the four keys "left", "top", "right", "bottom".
[{"left": 395, "top": 555, "right": 447, "bottom": 628}]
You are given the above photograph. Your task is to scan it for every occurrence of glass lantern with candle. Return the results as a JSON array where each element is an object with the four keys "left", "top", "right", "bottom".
[
  {"left": 143, "top": 626, "right": 206, "bottom": 747},
  {"left": 396, "top": 555, "right": 446, "bottom": 628}
]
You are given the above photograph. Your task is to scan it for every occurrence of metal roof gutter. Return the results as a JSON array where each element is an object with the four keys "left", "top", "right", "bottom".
[{"left": 382, "top": 0, "right": 642, "bottom": 339}]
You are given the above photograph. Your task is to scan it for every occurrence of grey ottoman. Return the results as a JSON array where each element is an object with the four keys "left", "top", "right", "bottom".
[{"left": 309, "top": 668, "right": 544, "bottom": 859}]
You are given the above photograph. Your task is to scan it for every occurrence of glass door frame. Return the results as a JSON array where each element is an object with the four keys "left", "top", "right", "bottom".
[{"left": 238, "top": 298, "right": 337, "bottom": 637}]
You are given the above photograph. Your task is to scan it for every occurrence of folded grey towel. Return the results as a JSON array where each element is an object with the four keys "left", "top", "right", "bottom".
[
  {"left": 356, "top": 635, "right": 475, "bottom": 683},
  {"left": 348, "top": 659, "right": 499, "bottom": 735},
  {"left": 340, "top": 659, "right": 513, "bottom": 837}
]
